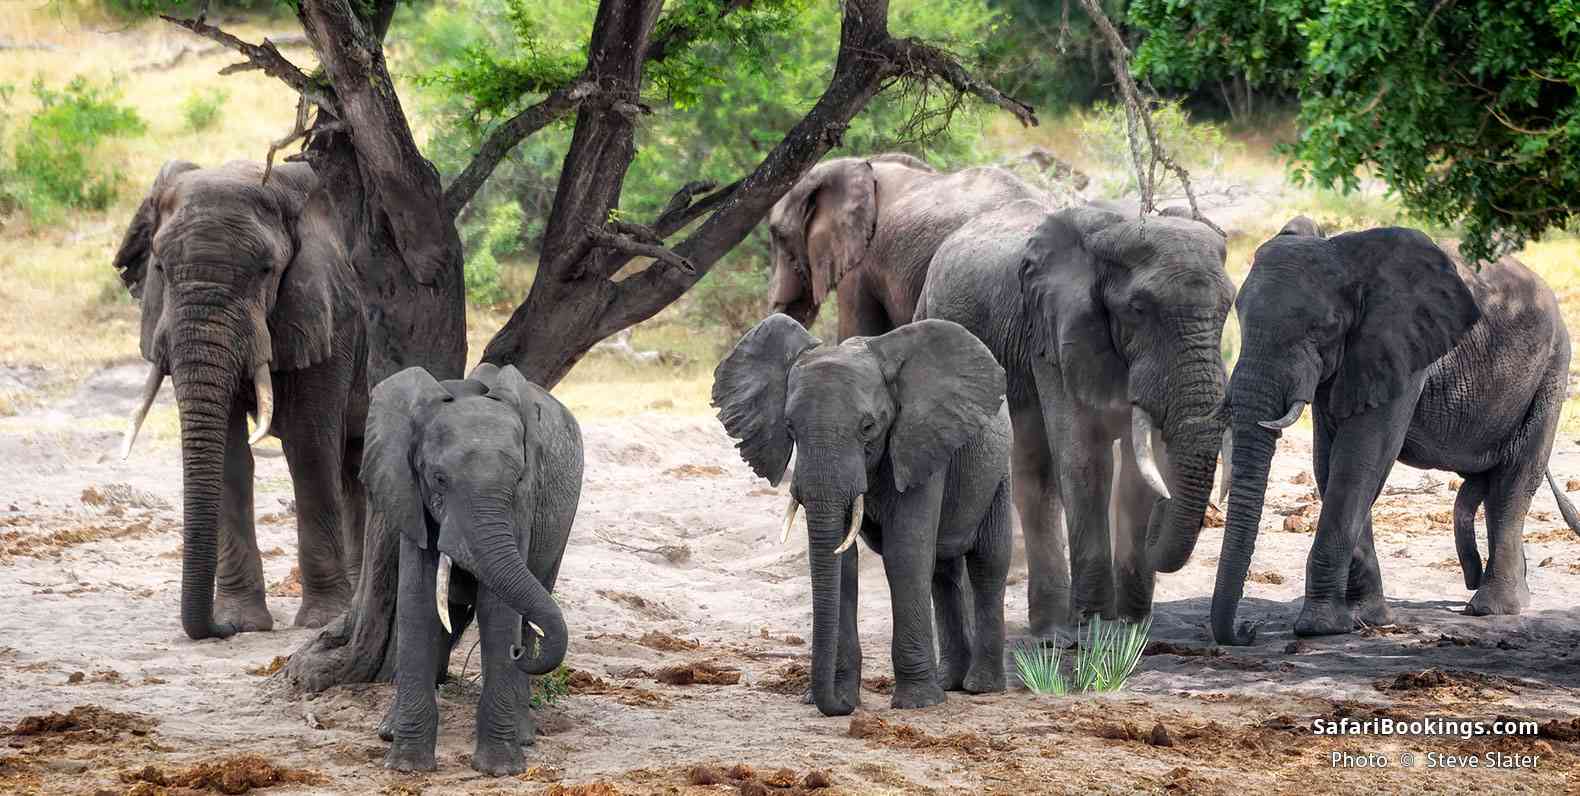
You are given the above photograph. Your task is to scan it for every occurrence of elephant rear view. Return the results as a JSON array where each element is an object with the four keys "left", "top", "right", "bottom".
[
  {"left": 714, "top": 315, "right": 1012, "bottom": 716},
  {"left": 112, "top": 160, "right": 368, "bottom": 640}
]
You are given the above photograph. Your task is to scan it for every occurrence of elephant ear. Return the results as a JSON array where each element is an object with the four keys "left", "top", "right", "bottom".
[
  {"left": 866, "top": 319, "right": 1006, "bottom": 492},
  {"left": 364, "top": 367, "right": 452, "bottom": 550},
  {"left": 1327, "top": 228, "right": 1480, "bottom": 419},
  {"left": 1020, "top": 208, "right": 1129, "bottom": 407},
  {"left": 115, "top": 160, "right": 199, "bottom": 368},
  {"left": 712, "top": 314, "right": 821, "bottom": 486},
  {"left": 269, "top": 177, "right": 341, "bottom": 371},
  {"left": 799, "top": 160, "right": 878, "bottom": 305}
]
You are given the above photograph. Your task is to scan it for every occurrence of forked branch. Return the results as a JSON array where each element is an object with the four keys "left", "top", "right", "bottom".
[{"left": 161, "top": 15, "right": 338, "bottom": 116}]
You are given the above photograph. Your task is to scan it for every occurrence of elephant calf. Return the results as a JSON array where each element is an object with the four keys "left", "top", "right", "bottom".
[
  {"left": 369, "top": 364, "right": 583, "bottom": 776},
  {"left": 714, "top": 315, "right": 1012, "bottom": 715}
]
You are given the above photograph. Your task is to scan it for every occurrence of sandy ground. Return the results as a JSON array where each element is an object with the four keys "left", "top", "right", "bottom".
[{"left": 1, "top": 362, "right": 1578, "bottom": 795}]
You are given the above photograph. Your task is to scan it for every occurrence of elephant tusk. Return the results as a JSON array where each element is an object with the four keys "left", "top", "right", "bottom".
[
  {"left": 528, "top": 620, "right": 544, "bottom": 637},
  {"left": 1215, "top": 427, "right": 1233, "bottom": 506},
  {"left": 119, "top": 365, "right": 164, "bottom": 461},
  {"left": 435, "top": 554, "right": 453, "bottom": 635},
  {"left": 247, "top": 364, "right": 274, "bottom": 446},
  {"left": 1258, "top": 400, "right": 1307, "bottom": 431},
  {"left": 780, "top": 494, "right": 800, "bottom": 544},
  {"left": 1131, "top": 408, "right": 1172, "bottom": 500},
  {"left": 833, "top": 494, "right": 864, "bottom": 554}
]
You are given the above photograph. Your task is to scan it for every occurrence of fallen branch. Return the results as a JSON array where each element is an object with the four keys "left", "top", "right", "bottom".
[
  {"left": 160, "top": 16, "right": 337, "bottom": 117},
  {"left": 593, "top": 529, "right": 691, "bottom": 564}
]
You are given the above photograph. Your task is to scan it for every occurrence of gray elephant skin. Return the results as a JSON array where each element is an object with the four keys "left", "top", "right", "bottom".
[
  {"left": 920, "top": 203, "right": 1234, "bottom": 632},
  {"left": 766, "top": 153, "right": 1042, "bottom": 339},
  {"left": 714, "top": 316, "right": 1012, "bottom": 716},
  {"left": 1212, "top": 219, "right": 1580, "bottom": 645},
  {"left": 112, "top": 159, "right": 368, "bottom": 640},
  {"left": 369, "top": 364, "right": 583, "bottom": 775}
]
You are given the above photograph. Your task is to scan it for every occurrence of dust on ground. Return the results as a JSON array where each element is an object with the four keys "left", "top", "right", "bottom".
[{"left": 1, "top": 362, "right": 1578, "bottom": 794}]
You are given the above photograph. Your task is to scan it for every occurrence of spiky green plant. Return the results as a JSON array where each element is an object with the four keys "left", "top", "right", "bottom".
[
  {"left": 1014, "top": 617, "right": 1152, "bottom": 696},
  {"left": 1012, "top": 639, "right": 1069, "bottom": 696}
]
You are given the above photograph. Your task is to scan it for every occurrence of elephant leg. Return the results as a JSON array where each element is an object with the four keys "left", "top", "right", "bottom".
[
  {"left": 214, "top": 400, "right": 272, "bottom": 632},
  {"left": 963, "top": 483, "right": 1010, "bottom": 694},
  {"left": 931, "top": 557, "right": 971, "bottom": 691},
  {"left": 340, "top": 436, "right": 367, "bottom": 591},
  {"left": 384, "top": 535, "right": 440, "bottom": 772},
  {"left": 281, "top": 435, "right": 352, "bottom": 628},
  {"left": 1010, "top": 384, "right": 1070, "bottom": 637},
  {"left": 1113, "top": 435, "right": 1160, "bottom": 623},
  {"left": 472, "top": 586, "right": 528, "bottom": 776},
  {"left": 1468, "top": 461, "right": 1541, "bottom": 616},
  {"left": 1346, "top": 518, "right": 1393, "bottom": 626},
  {"left": 516, "top": 549, "right": 565, "bottom": 746},
  {"left": 1052, "top": 411, "right": 1117, "bottom": 623},
  {"left": 377, "top": 598, "right": 472, "bottom": 743},
  {"left": 1296, "top": 380, "right": 1419, "bottom": 637},
  {"left": 884, "top": 481, "right": 946, "bottom": 710}
]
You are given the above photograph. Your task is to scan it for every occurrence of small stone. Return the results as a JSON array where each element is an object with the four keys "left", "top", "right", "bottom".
[{"left": 1147, "top": 722, "right": 1174, "bottom": 747}]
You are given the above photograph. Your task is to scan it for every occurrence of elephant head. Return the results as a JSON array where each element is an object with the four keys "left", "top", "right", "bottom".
[
  {"left": 1021, "top": 207, "right": 1234, "bottom": 573},
  {"left": 1211, "top": 224, "right": 1478, "bottom": 644},
  {"left": 765, "top": 154, "right": 934, "bottom": 325},
  {"left": 112, "top": 159, "right": 346, "bottom": 640},
  {"left": 713, "top": 315, "right": 1004, "bottom": 716},
  {"left": 363, "top": 364, "right": 570, "bottom": 675}
]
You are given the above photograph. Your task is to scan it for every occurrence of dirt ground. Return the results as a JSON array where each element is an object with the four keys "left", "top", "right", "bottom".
[{"left": 1, "top": 362, "right": 1578, "bottom": 795}]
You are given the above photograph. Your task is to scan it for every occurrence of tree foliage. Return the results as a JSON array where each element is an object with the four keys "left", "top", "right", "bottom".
[{"left": 1131, "top": 0, "right": 1580, "bottom": 259}]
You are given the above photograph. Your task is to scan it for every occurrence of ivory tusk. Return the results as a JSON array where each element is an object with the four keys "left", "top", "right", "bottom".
[
  {"left": 435, "top": 554, "right": 453, "bottom": 635},
  {"left": 1131, "top": 408, "right": 1172, "bottom": 500},
  {"left": 528, "top": 621, "right": 544, "bottom": 637},
  {"left": 780, "top": 494, "right": 800, "bottom": 545},
  {"left": 1215, "top": 427, "right": 1233, "bottom": 506},
  {"left": 1258, "top": 400, "right": 1307, "bottom": 431},
  {"left": 119, "top": 365, "right": 164, "bottom": 461},
  {"left": 247, "top": 364, "right": 274, "bottom": 446},
  {"left": 833, "top": 494, "right": 864, "bottom": 554}
]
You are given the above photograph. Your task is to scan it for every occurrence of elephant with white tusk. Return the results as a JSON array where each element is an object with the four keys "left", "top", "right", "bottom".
[
  {"left": 714, "top": 315, "right": 1012, "bottom": 716},
  {"left": 370, "top": 363, "right": 583, "bottom": 776}
]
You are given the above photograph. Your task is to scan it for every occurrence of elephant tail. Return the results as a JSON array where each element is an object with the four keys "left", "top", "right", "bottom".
[
  {"left": 1545, "top": 470, "right": 1580, "bottom": 540},
  {"left": 1452, "top": 474, "right": 1487, "bottom": 591}
]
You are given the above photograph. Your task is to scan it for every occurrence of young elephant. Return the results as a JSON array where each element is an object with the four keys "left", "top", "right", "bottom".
[
  {"left": 1213, "top": 222, "right": 1580, "bottom": 645},
  {"left": 714, "top": 315, "right": 1012, "bottom": 716},
  {"left": 369, "top": 363, "right": 583, "bottom": 775}
]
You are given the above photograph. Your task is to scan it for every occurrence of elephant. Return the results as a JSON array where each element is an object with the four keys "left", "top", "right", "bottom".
[
  {"left": 369, "top": 363, "right": 583, "bottom": 775},
  {"left": 765, "top": 153, "right": 1043, "bottom": 340},
  {"left": 713, "top": 315, "right": 1012, "bottom": 716},
  {"left": 112, "top": 159, "right": 368, "bottom": 640},
  {"left": 919, "top": 203, "right": 1234, "bottom": 632},
  {"left": 1211, "top": 220, "right": 1580, "bottom": 645}
]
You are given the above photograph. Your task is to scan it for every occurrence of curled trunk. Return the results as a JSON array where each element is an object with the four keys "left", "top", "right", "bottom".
[
  {"left": 467, "top": 519, "right": 568, "bottom": 676},
  {"left": 1210, "top": 376, "right": 1282, "bottom": 645}
]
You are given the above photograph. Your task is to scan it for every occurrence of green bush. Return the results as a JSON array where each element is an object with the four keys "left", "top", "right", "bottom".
[
  {"left": 460, "top": 200, "right": 523, "bottom": 307},
  {"left": 1075, "top": 101, "right": 1235, "bottom": 198},
  {"left": 181, "top": 88, "right": 229, "bottom": 132},
  {"left": 2, "top": 77, "right": 145, "bottom": 223}
]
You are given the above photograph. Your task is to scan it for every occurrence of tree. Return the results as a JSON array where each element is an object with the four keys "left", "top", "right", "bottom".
[
  {"left": 162, "top": 0, "right": 1034, "bottom": 690},
  {"left": 1130, "top": 0, "right": 1580, "bottom": 260}
]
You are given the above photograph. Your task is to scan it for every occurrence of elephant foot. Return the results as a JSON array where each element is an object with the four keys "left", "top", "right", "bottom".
[
  {"left": 384, "top": 743, "right": 437, "bottom": 772},
  {"left": 935, "top": 658, "right": 970, "bottom": 692},
  {"left": 472, "top": 740, "right": 525, "bottom": 777},
  {"left": 1027, "top": 593, "right": 1071, "bottom": 640},
  {"left": 376, "top": 713, "right": 393, "bottom": 743},
  {"left": 890, "top": 678, "right": 946, "bottom": 710},
  {"left": 516, "top": 708, "right": 537, "bottom": 748},
  {"left": 214, "top": 590, "right": 274, "bottom": 634},
  {"left": 1349, "top": 593, "right": 1394, "bottom": 627},
  {"left": 962, "top": 660, "right": 1006, "bottom": 694},
  {"left": 1293, "top": 599, "right": 1356, "bottom": 637},
  {"left": 1466, "top": 580, "right": 1530, "bottom": 616},
  {"left": 293, "top": 590, "right": 351, "bottom": 629}
]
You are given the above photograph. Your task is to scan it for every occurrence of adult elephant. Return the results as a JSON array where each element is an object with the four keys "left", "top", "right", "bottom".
[
  {"left": 920, "top": 203, "right": 1233, "bottom": 631},
  {"left": 765, "top": 153, "right": 1043, "bottom": 339},
  {"left": 113, "top": 159, "right": 368, "bottom": 640},
  {"left": 1211, "top": 221, "right": 1580, "bottom": 645}
]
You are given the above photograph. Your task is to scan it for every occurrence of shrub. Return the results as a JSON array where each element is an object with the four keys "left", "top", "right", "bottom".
[
  {"left": 181, "top": 88, "right": 228, "bottom": 132},
  {"left": 460, "top": 200, "right": 524, "bottom": 307},
  {"left": 1076, "top": 101, "right": 1235, "bottom": 198},
  {"left": 1014, "top": 617, "right": 1151, "bottom": 695},
  {"left": 3, "top": 77, "right": 144, "bottom": 222}
]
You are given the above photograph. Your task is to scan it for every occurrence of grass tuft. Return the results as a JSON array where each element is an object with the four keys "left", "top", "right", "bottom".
[{"left": 1015, "top": 617, "right": 1152, "bottom": 695}]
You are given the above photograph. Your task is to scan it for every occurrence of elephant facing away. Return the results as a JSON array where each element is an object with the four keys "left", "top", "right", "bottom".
[
  {"left": 1212, "top": 221, "right": 1580, "bottom": 645},
  {"left": 714, "top": 316, "right": 1012, "bottom": 716},
  {"left": 370, "top": 364, "right": 583, "bottom": 775},
  {"left": 113, "top": 160, "right": 368, "bottom": 640},
  {"left": 920, "top": 203, "right": 1234, "bottom": 633},
  {"left": 766, "top": 154, "right": 1043, "bottom": 340}
]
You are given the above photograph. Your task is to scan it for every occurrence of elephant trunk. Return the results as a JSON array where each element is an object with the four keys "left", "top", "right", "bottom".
[
  {"left": 805, "top": 498, "right": 854, "bottom": 717},
  {"left": 1210, "top": 371, "right": 1283, "bottom": 645},
  {"left": 1147, "top": 322, "right": 1228, "bottom": 573},
  {"left": 463, "top": 506, "right": 567, "bottom": 676}
]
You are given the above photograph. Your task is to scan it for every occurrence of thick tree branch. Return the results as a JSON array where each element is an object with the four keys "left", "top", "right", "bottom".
[
  {"left": 444, "top": 81, "right": 597, "bottom": 218},
  {"left": 161, "top": 15, "right": 338, "bottom": 116},
  {"left": 588, "top": 225, "right": 696, "bottom": 275},
  {"left": 651, "top": 179, "right": 738, "bottom": 238}
]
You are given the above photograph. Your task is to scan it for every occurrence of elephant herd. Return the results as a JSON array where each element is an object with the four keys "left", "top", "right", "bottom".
[{"left": 109, "top": 154, "right": 1579, "bottom": 775}]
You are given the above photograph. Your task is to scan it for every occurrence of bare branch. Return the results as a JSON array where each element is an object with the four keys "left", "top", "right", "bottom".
[
  {"left": 652, "top": 180, "right": 739, "bottom": 238},
  {"left": 588, "top": 225, "right": 696, "bottom": 276},
  {"left": 160, "top": 15, "right": 337, "bottom": 116},
  {"left": 882, "top": 37, "right": 1039, "bottom": 128},
  {"left": 444, "top": 81, "right": 596, "bottom": 218},
  {"left": 262, "top": 96, "right": 311, "bottom": 186}
]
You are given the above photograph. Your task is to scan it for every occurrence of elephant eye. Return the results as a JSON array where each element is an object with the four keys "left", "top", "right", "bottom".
[
  {"left": 860, "top": 416, "right": 876, "bottom": 438},
  {"left": 432, "top": 471, "right": 450, "bottom": 491},
  {"left": 1127, "top": 297, "right": 1149, "bottom": 315}
]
